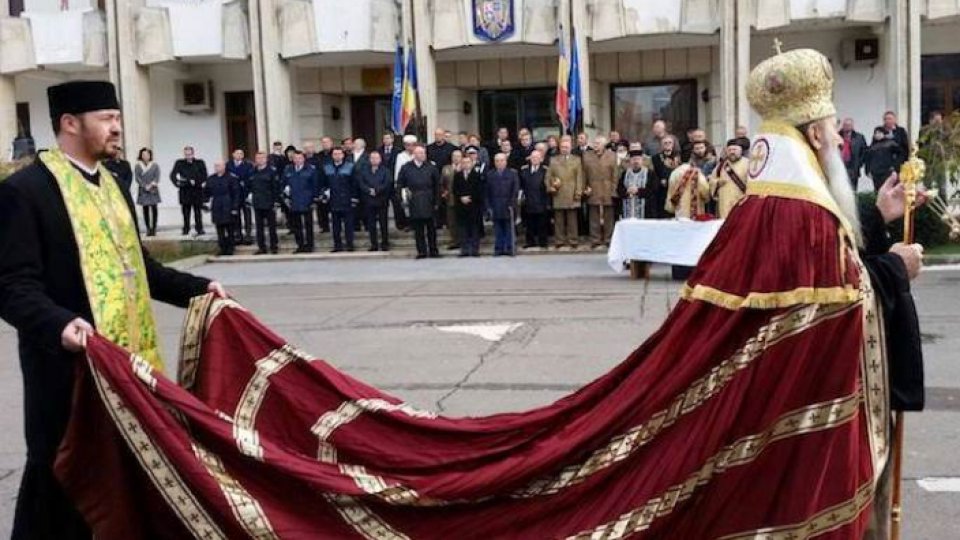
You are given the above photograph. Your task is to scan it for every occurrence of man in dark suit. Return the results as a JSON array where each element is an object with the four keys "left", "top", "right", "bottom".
[
  {"left": 269, "top": 140, "right": 288, "bottom": 171},
  {"left": 485, "top": 153, "right": 520, "bottom": 256},
  {"left": 397, "top": 145, "right": 441, "bottom": 259},
  {"left": 378, "top": 132, "right": 408, "bottom": 231},
  {"left": 876, "top": 111, "right": 911, "bottom": 173},
  {"left": 226, "top": 148, "right": 255, "bottom": 244},
  {"left": 519, "top": 150, "right": 549, "bottom": 249},
  {"left": 487, "top": 126, "right": 510, "bottom": 162},
  {"left": 102, "top": 148, "right": 133, "bottom": 194},
  {"left": 204, "top": 161, "right": 240, "bottom": 256},
  {"left": 248, "top": 151, "right": 281, "bottom": 254},
  {"left": 357, "top": 150, "right": 393, "bottom": 251},
  {"left": 169, "top": 145, "right": 208, "bottom": 236},
  {"left": 427, "top": 127, "right": 458, "bottom": 169},
  {"left": 839, "top": 118, "right": 867, "bottom": 190}
]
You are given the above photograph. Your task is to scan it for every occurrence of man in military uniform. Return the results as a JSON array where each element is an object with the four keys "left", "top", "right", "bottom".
[
  {"left": 581, "top": 136, "right": 619, "bottom": 248},
  {"left": 708, "top": 140, "right": 750, "bottom": 218},
  {"left": 546, "top": 138, "right": 585, "bottom": 250}
]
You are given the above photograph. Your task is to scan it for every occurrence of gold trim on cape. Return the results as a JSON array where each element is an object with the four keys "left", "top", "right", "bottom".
[
  {"left": 192, "top": 442, "right": 279, "bottom": 539},
  {"left": 566, "top": 393, "right": 863, "bottom": 539},
  {"left": 232, "top": 346, "right": 302, "bottom": 460},
  {"left": 718, "top": 482, "right": 874, "bottom": 540},
  {"left": 88, "top": 355, "right": 225, "bottom": 539},
  {"left": 324, "top": 494, "right": 411, "bottom": 540},
  {"left": 679, "top": 283, "right": 861, "bottom": 311},
  {"left": 178, "top": 293, "right": 216, "bottom": 391},
  {"left": 514, "top": 302, "right": 856, "bottom": 499}
]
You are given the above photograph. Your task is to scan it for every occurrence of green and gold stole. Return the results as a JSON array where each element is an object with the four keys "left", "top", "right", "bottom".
[{"left": 40, "top": 148, "right": 162, "bottom": 369}]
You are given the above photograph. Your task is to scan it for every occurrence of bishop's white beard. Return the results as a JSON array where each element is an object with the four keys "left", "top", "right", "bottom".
[{"left": 820, "top": 144, "right": 863, "bottom": 248}]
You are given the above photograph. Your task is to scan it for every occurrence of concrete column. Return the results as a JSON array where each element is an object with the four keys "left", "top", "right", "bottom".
[
  {"left": 411, "top": 0, "right": 438, "bottom": 135},
  {"left": 887, "top": 0, "right": 908, "bottom": 130},
  {"left": 735, "top": 0, "right": 752, "bottom": 131},
  {"left": 570, "top": 0, "right": 593, "bottom": 130},
  {"left": 113, "top": 0, "right": 152, "bottom": 154},
  {"left": 0, "top": 75, "right": 15, "bottom": 160},
  {"left": 718, "top": 0, "right": 736, "bottom": 142},
  {"left": 104, "top": 0, "right": 121, "bottom": 87},
  {"left": 907, "top": 0, "right": 922, "bottom": 138},
  {"left": 253, "top": 0, "right": 294, "bottom": 147},
  {"left": 887, "top": 0, "right": 922, "bottom": 138},
  {"left": 0, "top": 0, "right": 19, "bottom": 157}
]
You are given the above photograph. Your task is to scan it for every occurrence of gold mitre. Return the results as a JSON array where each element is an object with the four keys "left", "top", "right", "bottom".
[{"left": 747, "top": 47, "right": 836, "bottom": 126}]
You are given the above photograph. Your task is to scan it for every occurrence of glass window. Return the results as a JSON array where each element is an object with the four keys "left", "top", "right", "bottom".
[
  {"left": 921, "top": 54, "right": 960, "bottom": 118},
  {"left": 479, "top": 88, "right": 560, "bottom": 142},
  {"left": 611, "top": 81, "right": 697, "bottom": 144}
]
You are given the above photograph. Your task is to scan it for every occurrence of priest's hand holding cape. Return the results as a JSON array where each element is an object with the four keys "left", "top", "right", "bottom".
[{"left": 40, "top": 51, "right": 925, "bottom": 538}]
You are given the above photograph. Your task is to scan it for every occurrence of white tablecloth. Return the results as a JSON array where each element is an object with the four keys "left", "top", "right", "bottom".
[{"left": 607, "top": 219, "right": 724, "bottom": 272}]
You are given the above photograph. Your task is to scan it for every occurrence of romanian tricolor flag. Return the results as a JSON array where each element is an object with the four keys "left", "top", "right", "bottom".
[
  {"left": 555, "top": 25, "right": 570, "bottom": 133},
  {"left": 400, "top": 44, "right": 419, "bottom": 134}
]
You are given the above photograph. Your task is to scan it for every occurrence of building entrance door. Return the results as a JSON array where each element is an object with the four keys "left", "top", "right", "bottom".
[
  {"left": 225, "top": 91, "right": 258, "bottom": 155},
  {"left": 922, "top": 54, "right": 960, "bottom": 121},
  {"left": 478, "top": 87, "right": 559, "bottom": 142},
  {"left": 351, "top": 96, "right": 392, "bottom": 146}
]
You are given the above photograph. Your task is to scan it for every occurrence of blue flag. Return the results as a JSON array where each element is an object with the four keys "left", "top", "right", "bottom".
[
  {"left": 567, "top": 29, "right": 582, "bottom": 134},
  {"left": 391, "top": 43, "right": 404, "bottom": 134}
]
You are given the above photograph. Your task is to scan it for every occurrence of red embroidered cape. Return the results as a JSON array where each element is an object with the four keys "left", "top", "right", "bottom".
[{"left": 56, "top": 190, "right": 889, "bottom": 539}]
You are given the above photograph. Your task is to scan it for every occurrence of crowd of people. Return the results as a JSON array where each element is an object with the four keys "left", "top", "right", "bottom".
[
  {"left": 109, "top": 123, "right": 757, "bottom": 258},
  {"left": 102, "top": 109, "right": 926, "bottom": 258}
]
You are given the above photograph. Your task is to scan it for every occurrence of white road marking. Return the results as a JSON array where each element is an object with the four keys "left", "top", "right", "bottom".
[
  {"left": 434, "top": 323, "right": 523, "bottom": 342},
  {"left": 917, "top": 477, "right": 960, "bottom": 492},
  {"left": 922, "top": 263, "right": 960, "bottom": 272}
]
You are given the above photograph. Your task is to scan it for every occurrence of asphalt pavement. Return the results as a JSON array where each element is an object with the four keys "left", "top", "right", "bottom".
[{"left": 0, "top": 254, "right": 957, "bottom": 538}]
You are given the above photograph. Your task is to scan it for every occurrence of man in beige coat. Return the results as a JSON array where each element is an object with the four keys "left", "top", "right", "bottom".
[
  {"left": 708, "top": 140, "right": 750, "bottom": 218},
  {"left": 546, "top": 138, "right": 585, "bottom": 249},
  {"left": 582, "top": 136, "right": 619, "bottom": 247}
]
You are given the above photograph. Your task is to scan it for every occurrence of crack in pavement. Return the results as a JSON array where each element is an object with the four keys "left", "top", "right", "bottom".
[{"left": 433, "top": 322, "right": 540, "bottom": 413}]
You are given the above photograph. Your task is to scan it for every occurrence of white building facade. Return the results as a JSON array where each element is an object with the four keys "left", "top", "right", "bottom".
[{"left": 2, "top": 0, "right": 960, "bottom": 211}]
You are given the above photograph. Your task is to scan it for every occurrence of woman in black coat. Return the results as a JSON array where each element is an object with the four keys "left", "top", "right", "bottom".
[
  {"left": 204, "top": 163, "right": 240, "bottom": 255},
  {"left": 453, "top": 156, "right": 484, "bottom": 257}
]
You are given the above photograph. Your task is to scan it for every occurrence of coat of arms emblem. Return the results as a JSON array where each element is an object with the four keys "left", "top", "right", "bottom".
[{"left": 473, "top": 0, "right": 515, "bottom": 42}]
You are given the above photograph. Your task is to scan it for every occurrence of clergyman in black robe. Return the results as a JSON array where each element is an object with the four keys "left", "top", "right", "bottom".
[{"left": 0, "top": 80, "right": 223, "bottom": 540}]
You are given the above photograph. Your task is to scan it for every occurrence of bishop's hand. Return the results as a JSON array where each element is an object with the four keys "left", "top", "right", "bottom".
[
  {"left": 890, "top": 242, "right": 923, "bottom": 280},
  {"left": 877, "top": 172, "right": 929, "bottom": 224}
]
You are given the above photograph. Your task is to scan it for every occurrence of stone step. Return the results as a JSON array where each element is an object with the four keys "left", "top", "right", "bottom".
[{"left": 206, "top": 245, "right": 608, "bottom": 264}]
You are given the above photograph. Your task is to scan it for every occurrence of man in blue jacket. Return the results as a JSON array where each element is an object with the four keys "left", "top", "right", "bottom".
[
  {"left": 486, "top": 153, "right": 520, "bottom": 256},
  {"left": 226, "top": 148, "right": 255, "bottom": 245},
  {"left": 323, "top": 147, "right": 359, "bottom": 252},
  {"left": 283, "top": 151, "right": 318, "bottom": 253}
]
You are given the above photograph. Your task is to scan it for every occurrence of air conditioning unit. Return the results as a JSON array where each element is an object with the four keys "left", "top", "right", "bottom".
[
  {"left": 175, "top": 80, "right": 214, "bottom": 113},
  {"left": 839, "top": 38, "right": 880, "bottom": 68}
]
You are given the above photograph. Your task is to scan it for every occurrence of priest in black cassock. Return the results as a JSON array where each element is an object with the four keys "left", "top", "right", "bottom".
[{"left": 0, "top": 80, "right": 227, "bottom": 540}]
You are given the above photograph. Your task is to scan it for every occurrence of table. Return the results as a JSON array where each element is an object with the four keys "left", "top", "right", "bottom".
[{"left": 607, "top": 219, "right": 724, "bottom": 277}]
